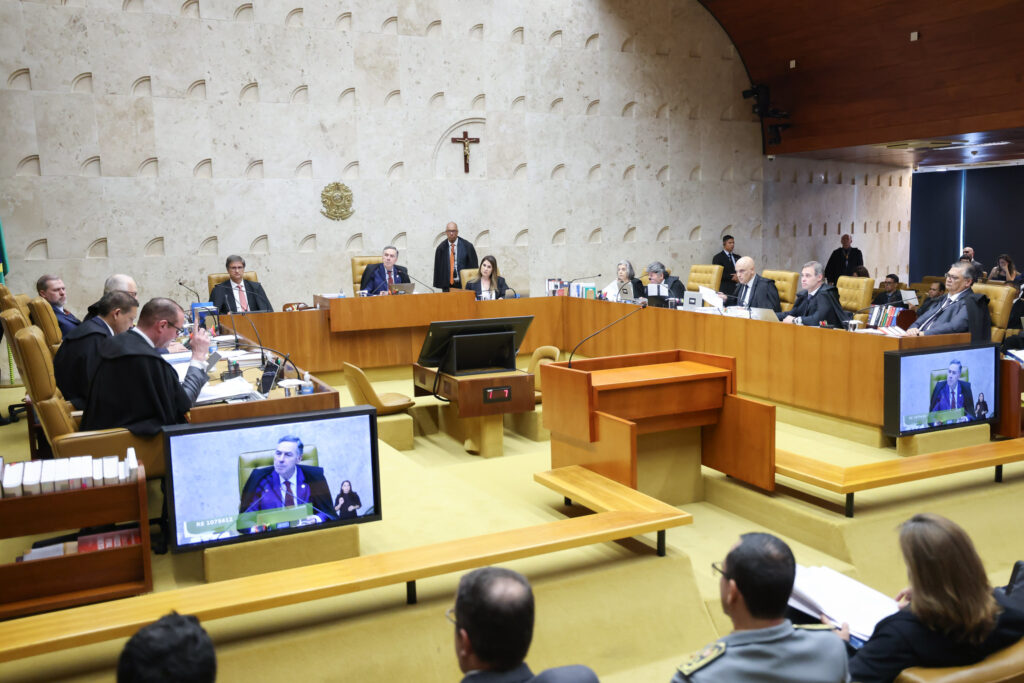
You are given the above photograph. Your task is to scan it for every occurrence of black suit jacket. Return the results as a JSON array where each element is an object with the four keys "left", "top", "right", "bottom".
[
  {"left": 929, "top": 379, "right": 975, "bottom": 418},
  {"left": 238, "top": 464, "right": 336, "bottom": 524},
  {"left": 780, "top": 285, "right": 845, "bottom": 326},
  {"left": 729, "top": 275, "right": 781, "bottom": 312},
  {"left": 360, "top": 263, "right": 409, "bottom": 295},
  {"left": 50, "top": 302, "right": 81, "bottom": 336},
  {"left": 466, "top": 276, "right": 509, "bottom": 299},
  {"left": 53, "top": 316, "right": 112, "bottom": 410},
  {"left": 873, "top": 290, "right": 908, "bottom": 308},
  {"left": 712, "top": 251, "right": 741, "bottom": 296},
  {"left": 433, "top": 237, "right": 478, "bottom": 291},
  {"left": 211, "top": 279, "right": 273, "bottom": 314}
]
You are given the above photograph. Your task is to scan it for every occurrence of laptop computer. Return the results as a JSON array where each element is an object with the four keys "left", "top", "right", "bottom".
[{"left": 389, "top": 282, "right": 415, "bottom": 295}]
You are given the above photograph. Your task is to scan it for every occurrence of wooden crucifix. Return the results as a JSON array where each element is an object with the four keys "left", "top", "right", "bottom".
[{"left": 451, "top": 130, "right": 480, "bottom": 173}]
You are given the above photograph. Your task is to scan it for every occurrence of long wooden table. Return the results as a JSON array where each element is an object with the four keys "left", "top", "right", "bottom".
[{"left": 224, "top": 296, "right": 968, "bottom": 428}]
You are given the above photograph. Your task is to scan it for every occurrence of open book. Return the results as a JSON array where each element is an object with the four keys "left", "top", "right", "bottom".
[{"left": 788, "top": 565, "right": 900, "bottom": 642}]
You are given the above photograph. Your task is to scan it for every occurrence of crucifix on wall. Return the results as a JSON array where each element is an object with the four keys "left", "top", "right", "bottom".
[{"left": 451, "top": 131, "right": 480, "bottom": 173}]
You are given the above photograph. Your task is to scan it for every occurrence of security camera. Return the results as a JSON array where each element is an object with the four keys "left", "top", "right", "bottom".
[{"left": 767, "top": 155, "right": 776, "bottom": 161}]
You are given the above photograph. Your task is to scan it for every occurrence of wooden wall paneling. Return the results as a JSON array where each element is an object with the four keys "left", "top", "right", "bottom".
[
  {"left": 996, "top": 358, "right": 1021, "bottom": 439},
  {"left": 329, "top": 292, "right": 476, "bottom": 332}
]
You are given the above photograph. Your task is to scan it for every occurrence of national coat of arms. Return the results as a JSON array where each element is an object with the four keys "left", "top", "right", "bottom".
[{"left": 320, "top": 182, "right": 354, "bottom": 220}]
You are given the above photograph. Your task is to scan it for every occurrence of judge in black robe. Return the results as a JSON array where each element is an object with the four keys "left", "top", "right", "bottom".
[{"left": 433, "top": 222, "right": 478, "bottom": 291}]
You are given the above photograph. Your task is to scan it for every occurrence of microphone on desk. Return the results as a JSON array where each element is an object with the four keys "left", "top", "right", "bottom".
[
  {"left": 177, "top": 279, "right": 204, "bottom": 313},
  {"left": 408, "top": 274, "right": 436, "bottom": 293},
  {"left": 568, "top": 273, "right": 602, "bottom": 284},
  {"left": 567, "top": 300, "right": 646, "bottom": 368},
  {"left": 504, "top": 285, "right": 519, "bottom": 299}
]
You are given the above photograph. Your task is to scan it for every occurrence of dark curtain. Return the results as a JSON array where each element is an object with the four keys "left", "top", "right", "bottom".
[
  {"left": 909, "top": 170, "right": 963, "bottom": 281},
  {"left": 964, "top": 166, "right": 1024, "bottom": 274}
]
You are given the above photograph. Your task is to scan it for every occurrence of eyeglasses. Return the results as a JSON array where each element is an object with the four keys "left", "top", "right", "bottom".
[
  {"left": 445, "top": 606, "right": 457, "bottom": 626},
  {"left": 165, "top": 320, "right": 186, "bottom": 335},
  {"left": 711, "top": 561, "right": 728, "bottom": 579},
  {"left": 944, "top": 272, "right": 963, "bottom": 280}
]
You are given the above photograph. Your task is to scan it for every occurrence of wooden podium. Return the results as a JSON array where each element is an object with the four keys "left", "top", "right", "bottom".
[{"left": 541, "top": 350, "right": 775, "bottom": 503}]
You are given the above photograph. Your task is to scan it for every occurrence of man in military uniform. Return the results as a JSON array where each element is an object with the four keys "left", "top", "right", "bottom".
[{"left": 671, "top": 533, "right": 849, "bottom": 682}]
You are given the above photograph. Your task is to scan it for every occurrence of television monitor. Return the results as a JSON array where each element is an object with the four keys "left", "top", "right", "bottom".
[
  {"left": 163, "top": 407, "right": 381, "bottom": 552},
  {"left": 883, "top": 343, "right": 1000, "bottom": 437},
  {"left": 417, "top": 316, "right": 533, "bottom": 375}
]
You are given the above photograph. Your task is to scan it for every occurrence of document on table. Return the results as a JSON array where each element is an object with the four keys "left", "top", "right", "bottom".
[
  {"left": 788, "top": 564, "right": 899, "bottom": 642},
  {"left": 194, "top": 376, "right": 259, "bottom": 405}
]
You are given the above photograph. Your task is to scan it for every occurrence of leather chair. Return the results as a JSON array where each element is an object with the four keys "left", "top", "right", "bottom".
[
  {"left": 14, "top": 326, "right": 165, "bottom": 477},
  {"left": 238, "top": 447, "right": 319, "bottom": 495},
  {"left": 207, "top": 271, "right": 259, "bottom": 299},
  {"left": 836, "top": 276, "right": 874, "bottom": 322},
  {"left": 895, "top": 638, "right": 1024, "bottom": 682},
  {"left": 527, "top": 345, "right": 559, "bottom": 403},
  {"left": 762, "top": 270, "right": 799, "bottom": 312},
  {"left": 343, "top": 362, "right": 414, "bottom": 415},
  {"left": 282, "top": 302, "right": 311, "bottom": 311},
  {"left": 1, "top": 292, "right": 31, "bottom": 321},
  {"left": 686, "top": 264, "right": 723, "bottom": 293},
  {"left": 351, "top": 256, "right": 382, "bottom": 295},
  {"left": 28, "top": 296, "right": 62, "bottom": 357},
  {"left": 0, "top": 309, "right": 33, "bottom": 427},
  {"left": 972, "top": 283, "right": 1015, "bottom": 342},
  {"left": 460, "top": 268, "right": 480, "bottom": 287}
]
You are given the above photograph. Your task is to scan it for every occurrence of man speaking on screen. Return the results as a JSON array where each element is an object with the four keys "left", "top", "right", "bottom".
[
  {"left": 238, "top": 436, "right": 336, "bottom": 531},
  {"left": 929, "top": 359, "right": 975, "bottom": 423}
]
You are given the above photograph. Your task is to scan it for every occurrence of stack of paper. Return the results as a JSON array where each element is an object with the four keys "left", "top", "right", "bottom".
[{"left": 788, "top": 565, "right": 899, "bottom": 642}]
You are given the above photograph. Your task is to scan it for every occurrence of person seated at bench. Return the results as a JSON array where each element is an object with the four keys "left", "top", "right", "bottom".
[
  {"left": 451, "top": 566, "right": 599, "bottom": 682},
  {"left": 847, "top": 513, "right": 1024, "bottom": 683},
  {"left": 872, "top": 274, "right": 908, "bottom": 308},
  {"left": 466, "top": 255, "right": 510, "bottom": 300},
  {"left": 672, "top": 533, "right": 848, "bottom": 682},
  {"left": 117, "top": 611, "right": 216, "bottom": 683}
]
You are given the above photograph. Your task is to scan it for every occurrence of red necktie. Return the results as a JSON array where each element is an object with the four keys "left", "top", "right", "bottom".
[
  {"left": 284, "top": 480, "right": 294, "bottom": 507},
  {"left": 237, "top": 284, "right": 249, "bottom": 311},
  {"left": 387, "top": 270, "right": 394, "bottom": 287}
]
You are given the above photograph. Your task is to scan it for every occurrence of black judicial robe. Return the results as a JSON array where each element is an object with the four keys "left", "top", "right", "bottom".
[
  {"left": 53, "top": 316, "right": 111, "bottom": 410},
  {"left": 432, "top": 237, "right": 478, "bottom": 291},
  {"left": 81, "top": 330, "right": 196, "bottom": 436}
]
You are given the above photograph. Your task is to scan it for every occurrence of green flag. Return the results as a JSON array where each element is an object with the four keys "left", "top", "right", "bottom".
[{"left": 0, "top": 218, "right": 8, "bottom": 283}]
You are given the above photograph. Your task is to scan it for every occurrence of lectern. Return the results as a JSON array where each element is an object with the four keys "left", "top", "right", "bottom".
[{"left": 541, "top": 349, "right": 775, "bottom": 502}]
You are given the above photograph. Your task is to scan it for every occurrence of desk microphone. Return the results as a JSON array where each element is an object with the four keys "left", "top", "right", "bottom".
[
  {"left": 568, "top": 273, "right": 601, "bottom": 284},
  {"left": 567, "top": 300, "right": 646, "bottom": 368},
  {"left": 504, "top": 285, "right": 519, "bottom": 299},
  {"left": 408, "top": 275, "right": 436, "bottom": 293},
  {"left": 177, "top": 279, "right": 203, "bottom": 312}
]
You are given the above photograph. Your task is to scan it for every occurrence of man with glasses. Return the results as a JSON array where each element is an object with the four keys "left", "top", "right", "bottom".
[
  {"left": 82, "top": 297, "right": 211, "bottom": 436},
  {"left": 907, "top": 262, "right": 982, "bottom": 337},
  {"left": 449, "top": 566, "right": 599, "bottom": 682},
  {"left": 672, "top": 533, "right": 848, "bottom": 682}
]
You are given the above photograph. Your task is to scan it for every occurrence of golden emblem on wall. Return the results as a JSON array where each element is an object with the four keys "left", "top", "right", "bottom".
[{"left": 320, "top": 182, "right": 354, "bottom": 220}]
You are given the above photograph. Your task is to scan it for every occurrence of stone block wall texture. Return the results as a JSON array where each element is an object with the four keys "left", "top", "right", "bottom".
[{"left": 0, "top": 0, "right": 911, "bottom": 314}]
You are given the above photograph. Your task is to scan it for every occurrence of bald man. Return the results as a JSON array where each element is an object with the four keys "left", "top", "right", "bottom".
[
  {"left": 433, "top": 222, "right": 478, "bottom": 291},
  {"left": 721, "top": 257, "right": 781, "bottom": 312}
]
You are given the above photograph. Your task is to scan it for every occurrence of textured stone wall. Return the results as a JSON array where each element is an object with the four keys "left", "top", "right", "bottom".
[{"left": 0, "top": 0, "right": 910, "bottom": 315}]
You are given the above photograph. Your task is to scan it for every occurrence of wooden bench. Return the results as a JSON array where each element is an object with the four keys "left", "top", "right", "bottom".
[
  {"left": 776, "top": 438, "right": 1024, "bottom": 517},
  {"left": 0, "top": 467, "right": 690, "bottom": 663}
]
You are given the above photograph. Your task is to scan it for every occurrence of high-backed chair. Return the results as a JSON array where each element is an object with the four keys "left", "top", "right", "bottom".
[
  {"left": 1, "top": 292, "right": 31, "bottom": 321},
  {"left": 342, "top": 362, "right": 414, "bottom": 415},
  {"left": 895, "top": 637, "right": 1024, "bottom": 682},
  {"left": 460, "top": 268, "right": 480, "bottom": 286},
  {"left": 836, "top": 276, "right": 874, "bottom": 322},
  {"left": 28, "top": 297, "right": 62, "bottom": 356},
  {"left": 0, "top": 309, "right": 32, "bottom": 426},
  {"left": 14, "top": 326, "right": 165, "bottom": 477},
  {"left": 972, "top": 282, "right": 1015, "bottom": 342},
  {"left": 207, "top": 271, "right": 259, "bottom": 299},
  {"left": 351, "top": 256, "right": 382, "bottom": 295},
  {"left": 762, "top": 270, "right": 799, "bottom": 311},
  {"left": 527, "top": 345, "right": 560, "bottom": 403},
  {"left": 238, "top": 447, "right": 319, "bottom": 495},
  {"left": 686, "top": 264, "right": 723, "bottom": 293}
]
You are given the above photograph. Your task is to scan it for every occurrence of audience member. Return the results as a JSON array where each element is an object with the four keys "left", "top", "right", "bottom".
[
  {"left": 452, "top": 567, "right": 599, "bottom": 683},
  {"left": 723, "top": 257, "right": 780, "bottom": 311},
  {"left": 872, "top": 274, "right": 907, "bottom": 308},
  {"left": 434, "top": 222, "right": 479, "bottom": 291},
  {"left": 53, "top": 290, "right": 138, "bottom": 410},
  {"left": 988, "top": 254, "right": 1022, "bottom": 288},
  {"left": 823, "top": 234, "right": 864, "bottom": 284},
  {"left": 211, "top": 255, "right": 273, "bottom": 314},
  {"left": 85, "top": 273, "right": 139, "bottom": 321},
  {"left": 360, "top": 245, "right": 409, "bottom": 295},
  {"left": 646, "top": 261, "right": 685, "bottom": 302},
  {"left": 467, "top": 255, "right": 510, "bottom": 299},
  {"left": 81, "top": 297, "right": 210, "bottom": 436},
  {"left": 907, "top": 262, "right": 989, "bottom": 338},
  {"left": 779, "top": 261, "right": 845, "bottom": 326},
  {"left": 853, "top": 266, "right": 871, "bottom": 278},
  {"left": 848, "top": 514, "right": 1024, "bottom": 683},
  {"left": 601, "top": 260, "right": 643, "bottom": 302},
  {"left": 915, "top": 281, "right": 945, "bottom": 316},
  {"left": 36, "top": 274, "right": 80, "bottom": 335},
  {"left": 961, "top": 246, "right": 985, "bottom": 281},
  {"left": 712, "top": 235, "right": 741, "bottom": 297},
  {"left": 117, "top": 612, "right": 216, "bottom": 683},
  {"left": 671, "top": 533, "right": 848, "bottom": 682}
]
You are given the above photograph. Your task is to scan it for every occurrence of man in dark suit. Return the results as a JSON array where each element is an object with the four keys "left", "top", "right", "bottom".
[
  {"left": 914, "top": 281, "right": 945, "bottom": 318},
  {"left": 712, "top": 235, "right": 741, "bottom": 297},
  {"left": 725, "top": 257, "right": 781, "bottom": 312},
  {"left": 210, "top": 255, "right": 273, "bottom": 314},
  {"left": 54, "top": 290, "right": 138, "bottom": 409},
  {"left": 872, "top": 273, "right": 908, "bottom": 308},
  {"left": 779, "top": 261, "right": 845, "bottom": 326},
  {"left": 908, "top": 262, "right": 976, "bottom": 337},
  {"left": 36, "top": 274, "right": 80, "bottom": 335},
  {"left": 453, "top": 567, "right": 599, "bottom": 683},
  {"left": 961, "top": 246, "right": 984, "bottom": 282},
  {"left": 823, "top": 234, "right": 864, "bottom": 284},
  {"left": 929, "top": 359, "right": 975, "bottom": 420},
  {"left": 359, "top": 245, "right": 410, "bottom": 295},
  {"left": 433, "top": 222, "right": 478, "bottom": 291},
  {"left": 238, "top": 436, "right": 335, "bottom": 530}
]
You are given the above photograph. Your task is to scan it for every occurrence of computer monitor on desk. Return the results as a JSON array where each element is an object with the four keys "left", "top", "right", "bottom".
[{"left": 417, "top": 316, "right": 533, "bottom": 375}]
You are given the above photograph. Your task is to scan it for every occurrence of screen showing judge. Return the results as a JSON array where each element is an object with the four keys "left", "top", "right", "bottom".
[
  {"left": 929, "top": 359, "right": 975, "bottom": 422},
  {"left": 238, "top": 436, "right": 336, "bottom": 531}
]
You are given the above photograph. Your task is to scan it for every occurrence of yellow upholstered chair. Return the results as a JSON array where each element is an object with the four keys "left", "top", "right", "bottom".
[
  {"left": 1, "top": 292, "right": 31, "bottom": 321},
  {"left": 207, "top": 271, "right": 259, "bottom": 299},
  {"left": 0, "top": 309, "right": 30, "bottom": 380},
  {"left": 343, "top": 362, "right": 415, "bottom": 415},
  {"left": 921, "top": 275, "right": 946, "bottom": 288},
  {"left": 895, "top": 637, "right": 1024, "bottom": 682},
  {"left": 28, "top": 297, "right": 62, "bottom": 357},
  {"left": 14, "top": 326, "right": 165, "bottom": 477},
  {"left": 686, "top": 264, "right": 723, "bottom": 293},
  {"left": 237, "top": 447, "right": 319, "bottom": 495},
  {"left": 972, "top": 282, "right": 1015, "bottom": 342},
  {"left": 460, "top": 268, "right": 480, "bottom": 286},
  {"left": 836, "top": 276, "right": 874, "bottom": 322},
  {"left": 351, "top": 256, "right": 382, "bottom": 295},
  {"left": 762, "top": 270, "right": 799, "bottom": 312},
  {"left": 527, "top": 345, "right": 560, "bottom": 403}
]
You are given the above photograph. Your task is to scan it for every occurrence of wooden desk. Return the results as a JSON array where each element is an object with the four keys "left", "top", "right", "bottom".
[{"left": 412, "top": 363, "right": 534, "bottom": 457}]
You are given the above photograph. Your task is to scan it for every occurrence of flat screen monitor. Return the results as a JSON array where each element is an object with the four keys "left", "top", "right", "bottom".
[
  {"left": 417, "top": 316, "right": 533, "bottom": 375},
  {"left": 164, "top": 407, "right": 381, "bottom": 552},
  {"left": 883, "top": 343, "right": 1000, "bottom": 437}
]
